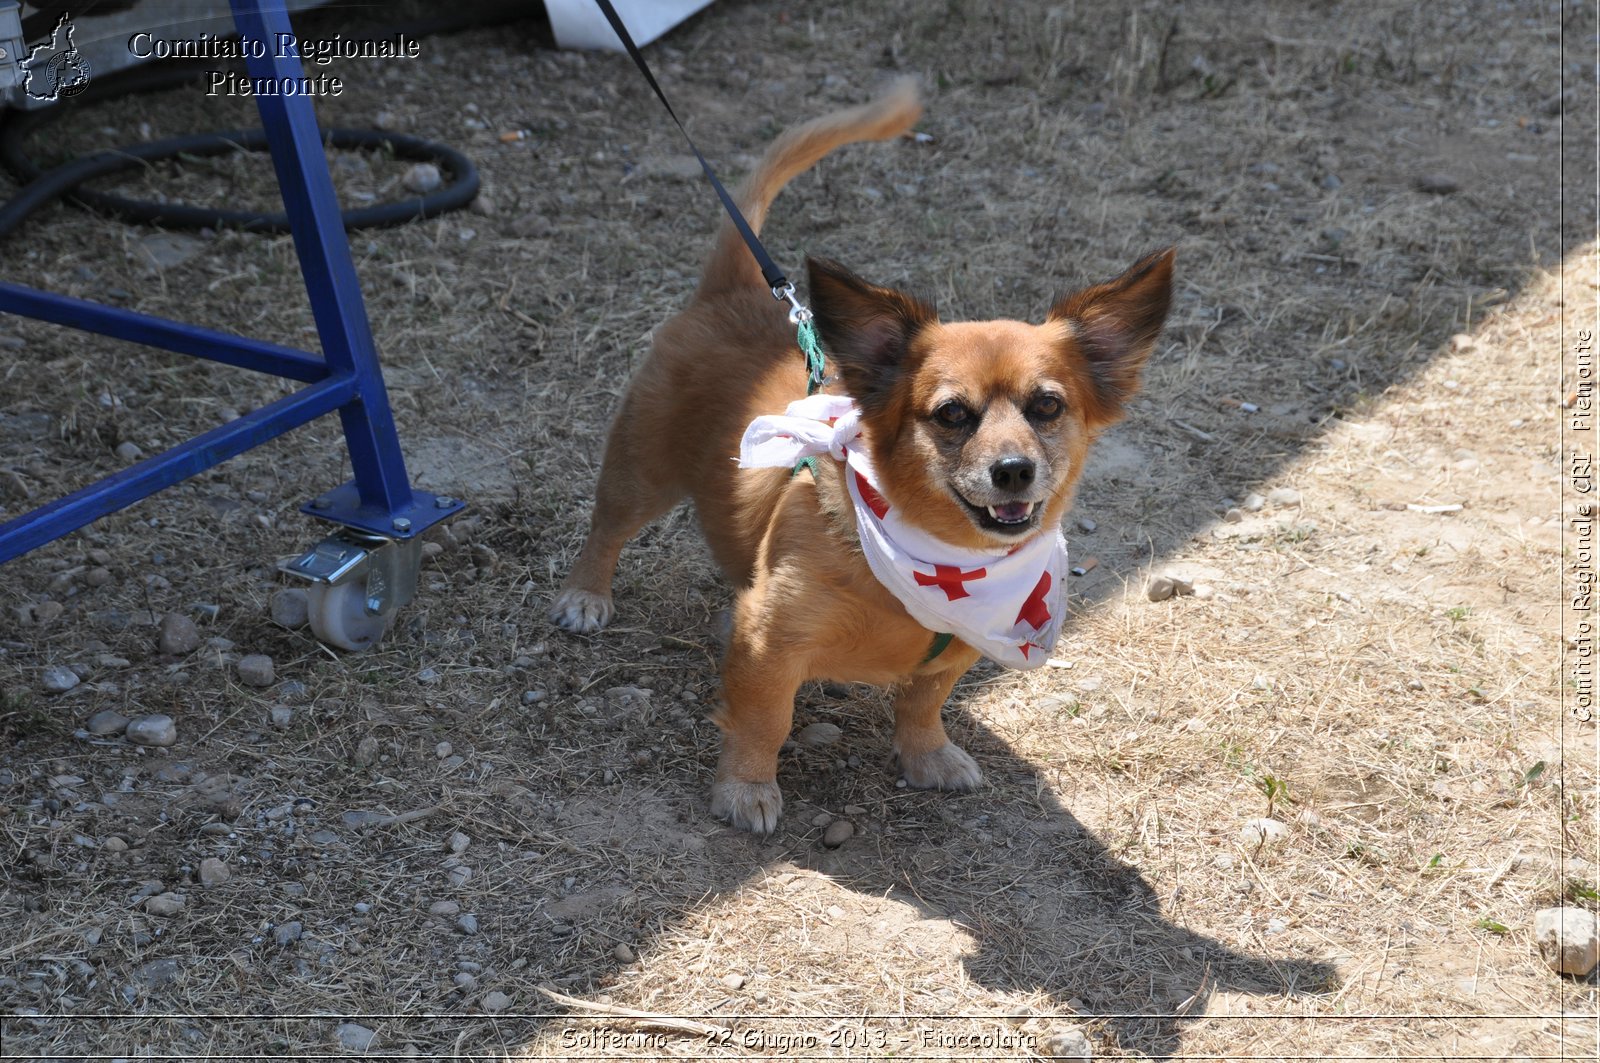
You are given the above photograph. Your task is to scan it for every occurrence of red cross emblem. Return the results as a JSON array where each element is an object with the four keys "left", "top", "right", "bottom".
[
  {"left": 854, "top": 470, "right": 890, "bottom": 519},
  {"left": 914, "top": 564, "right": 987, "bottom": 601},
  {"left": 1017, "top": 636, "right": 1048, "bottom": 660},
  {"left": 1015, "top": 571, "right": 1053, "bottom": 631}
]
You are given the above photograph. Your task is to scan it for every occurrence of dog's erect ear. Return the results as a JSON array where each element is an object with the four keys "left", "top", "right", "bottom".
[
  {"left": 807, "top": 257, "right": 936, "bottom": 413},
  {"left": 1049, "top": 248, "right": 1175, "bottom": 428}
]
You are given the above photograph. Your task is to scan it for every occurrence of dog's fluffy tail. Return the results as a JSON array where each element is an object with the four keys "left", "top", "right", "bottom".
[{"left": 697, "top": 78, "right": 922, "bottom": 297}]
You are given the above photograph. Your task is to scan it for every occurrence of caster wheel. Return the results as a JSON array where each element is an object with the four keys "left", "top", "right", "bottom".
[{"left": 306, "top": 580, "right": 394, "bottom": 651}]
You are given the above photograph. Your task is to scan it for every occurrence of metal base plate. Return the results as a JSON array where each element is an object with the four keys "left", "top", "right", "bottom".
[{"left": 301, "top": 480, "right": 465, "bottom": 539}]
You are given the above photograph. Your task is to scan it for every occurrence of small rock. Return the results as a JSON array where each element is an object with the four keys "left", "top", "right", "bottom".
[
  {"left": 1076, "top": 516, "right": 1097, "bottom": 533},
  {"left": 40, "top": 665, "right": 79, "bottom": 693},
  {"left": 143, "top": 892, "right": 186, "bottom": 916},
  {"left": 135, "top": 232, "right": 203, "bottom": 271},
  {"left": 797, "top": 721, "right": 842, "bottom": 748},
  {"left": 103, "top": 836, "right": 128, "bottom": 853},
  {"left": 436, "top": 741, "right": 453, "bottom": 759},
  {"left": 1044, "top": 1026, "right": 1094, "bottom": 1060},
  {"left": 482, "top": 990, "right": 512, "bottom": 1013},
  {"left": 86, "top": 710, "right": 130, "bottom": 736},
  {"left": 269, "top": 589, "right": 309, "bottom": 629},
  {"left": 236, "top": 654, "right": 275, "bottom": 688},
  {"left": 457, "top": 913, "right": 479, "bottom": 935},
  {"left": 158, "top": 613, "right": 201, "bottom": 655},
  {"left": 1319, "top": 173, "right": 1342, "bottom": 190},
  {"left": 1534, "top": 907, "right": 1599, "bottom": 976},
  {"left": 33, "top": 600, "right": 64, "bottom": 623},
  {"left": 1267, "top": 487, "right": 1302, "bottom": 506},
  {"left": 822, "top": 820, "right": 855, "bottom": 848},
  {"left": 1239, "top": 817, "right": 1289, "bottom": 846},
  {"left": 403, "top": 162, "right": 442, "bottom": 194},
  {"left": 721, "top": 972, "right": 747, "bottom": 990},
  {"left": 353, "top": 735, "right": 380, "bottom": 767},
  {"left": 448, "top": 865, "right": 473, "bottom": 888},
  {"left": 269, "top": 705, "right": 293, "bottom": 729},
  {"left": 336, "top": 1023, "right": 376, "bottom": 1052},
  {"left": 198, "top": 858, "right": 230, "bottom": 886},
  {"left": 84, "top": 567, "right": 112, "bottom": 587},
  {"left": 1222, "top": 508, "right": 1245, "bottom": 523},
  {"left": 417, "top": 666, "right": 441, "bottom": 684},
  {"left": 1242, "top": 492, "right": 1265, "bottom": 512},
  {"left": 114, "top": 440, "right": 144, "bottom": 463},
  {"left": 613, "top": 942, "right": 636, "bottom": 963},
  {"left": 469, "top": 194, "right": 497, "bottom": 216},
  {"left": 126, "top": 714, "right": 178, "bottom": 747},
  {"left": 1448, "top": 333, "right": 1476, "bottom": 353},
  {"left": 274, "top": 921, "right": 303, "bottom": 946},
  {"left": 1146, "top": 577, "right": 1176, "bottom": 602},
  {"left": 447, "top": 831, "right": 470, "bottom": 855},
  {"left": 1415, "top": 173, "right": 1460, "bottom": 195},
  {"left": 453, "top": 972, "right": 477, "bottom": 990},
  {"left": 133, "top": 957, "right": 182, "bottom": 988},
  {"left": 428, "top": 899, "right": 460, "bottom": 917}
]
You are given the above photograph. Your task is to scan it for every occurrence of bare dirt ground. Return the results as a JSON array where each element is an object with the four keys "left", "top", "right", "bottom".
[{"left": 0, "top": 0, "right": 1595, "bottom": 1059}]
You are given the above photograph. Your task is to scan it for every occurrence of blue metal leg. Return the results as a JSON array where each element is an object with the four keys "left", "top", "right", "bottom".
[
  {"left": 0, "top": 375, "right": 357, "bottom": 564},
  {"left": 0, "top": 0, "right": 464, "bottom": 567},
  {"left": 0, "top": 281, "right": 327, "bottom": 382},
  {"left": 230, "top": 0, "right": 463, "bottom": 538}
]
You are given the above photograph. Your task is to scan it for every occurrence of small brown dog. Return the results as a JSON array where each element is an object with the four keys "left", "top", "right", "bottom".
[{"left": 552, "top": 80, "right": 1172, "bottom": 833}]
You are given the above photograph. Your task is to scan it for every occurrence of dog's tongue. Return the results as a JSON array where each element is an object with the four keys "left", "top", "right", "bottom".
[{"left": 990, "top": 501, "right": 1032, "bottom": 523}]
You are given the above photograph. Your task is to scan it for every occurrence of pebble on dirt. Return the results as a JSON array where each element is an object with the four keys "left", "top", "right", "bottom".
[
  {"left": 236, "top": 654, "right": 275, "bottom": 688},
  {"left": 336, "top": 1023, "right": 376, "bottom": 1052},
  {"left": 158, "top": 612, "right": 201, "bottom": 655},
  {"left": 1267, "top": 487, "right": 1302, "bottom": 506},
  {"left": 798, "top": 721, "right": 842, "bottom": 748},
  {"left": 353, "top": 735, "right": 380, "bottom": 767},
  {"left": 1147, "top": 576, "right": 1176, "bottom": 602},
  {"left": 482, "top": 990, "right": 512, "bottom": 1013},
  {"left": 1044, "top": 1027, "right": 1094, "bottom": 1060},
  {"left": 1533, "top": 907, "right": 1599, "bottom": 977},
  {"left": 40, "top": 665, "right": 79, "bottom": 693},
  {"left": 403, "top": 162, "right": 442, "bottom": 194},
  {"left": 198, "top": 858, "right": 230, "bottom": 886},
  {"left": 613, "top": 942, "right": 636, "bottom": 963},
  {"left": 1415, "top": 172, "right": 1461, "bottom": 195},
  {"left": 269, "top": 588, "right": 309, "bottom": 629},
  {"left": 142, "top": 892, "right": 185, "bottom": 916},
  {"left": 822, "top": 819, "right": 855, "bottom": 848},
  {"left": 1239, "top": 818, "right": 1289, "bottom": 846},
  {"left": 126, "top": 714, "right": 177, "bottom": 747},
  {"left": 86, "top": 710, "right": 129, "bottom": 735}
]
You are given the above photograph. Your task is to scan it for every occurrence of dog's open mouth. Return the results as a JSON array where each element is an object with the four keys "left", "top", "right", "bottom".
[{"left": 957, "top": 495, "right": 1039, "bottom": 534}]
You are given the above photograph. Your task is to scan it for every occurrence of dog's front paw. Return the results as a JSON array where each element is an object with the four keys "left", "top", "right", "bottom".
[
  {"left": 549, "top": 589, "right": 614, "bottom": 633},
  {"left": 899, "top": 743, "right": 982, "bottom": 791},
  {"left": 710, "top": 780, "right": 784, "bottom": 834}
]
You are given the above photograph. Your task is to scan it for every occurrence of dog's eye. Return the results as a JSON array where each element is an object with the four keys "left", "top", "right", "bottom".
[
  {"left": 933, "top": 400, "right": 971, "bottom": 427},
  {"left": 1028, "top": 394, "right": 1064, "bottom": 421}
]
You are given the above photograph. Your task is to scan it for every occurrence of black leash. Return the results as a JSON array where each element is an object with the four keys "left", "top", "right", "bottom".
[{"left": 589, "top": 0, "right": 811, "bottom": 324}]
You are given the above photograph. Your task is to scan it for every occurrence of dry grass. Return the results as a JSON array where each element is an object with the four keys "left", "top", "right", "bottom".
[{"left": 0, "top": 0, "right": 1594, "bottom": 1059}]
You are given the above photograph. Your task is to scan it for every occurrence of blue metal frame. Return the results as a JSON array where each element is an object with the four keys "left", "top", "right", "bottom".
[{"left": 0, "top": 0, "right": 463, "bottom": 566}]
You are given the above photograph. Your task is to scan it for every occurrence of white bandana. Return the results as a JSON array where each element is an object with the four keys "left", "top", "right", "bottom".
[{"left": 738, "top": 394, "right": 1067, "bottom": 670}]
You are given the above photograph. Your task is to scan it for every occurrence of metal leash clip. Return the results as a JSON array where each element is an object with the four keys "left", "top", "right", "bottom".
[{"left": 773, "top": 282, "right": 812, "bottom": 325}]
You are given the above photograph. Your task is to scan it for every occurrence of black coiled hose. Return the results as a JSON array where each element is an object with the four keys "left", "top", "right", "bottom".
[{"left": 0, "top": 62, "right": 479, "bottom": 237}]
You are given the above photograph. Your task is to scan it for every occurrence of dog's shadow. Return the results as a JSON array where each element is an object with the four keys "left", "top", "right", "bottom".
[{"left": 684, "top": 678, "right": 1334, "bottom": 1059}]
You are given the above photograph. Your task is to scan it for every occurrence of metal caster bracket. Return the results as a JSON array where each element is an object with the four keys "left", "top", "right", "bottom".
[{"left": 280, "top": 530, "right": 426, "bottom": 651}]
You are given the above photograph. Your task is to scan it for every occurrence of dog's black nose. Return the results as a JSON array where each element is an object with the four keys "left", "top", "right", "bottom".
[{"left": 990, "top": 456, "right": 1035, "bottom": 492}]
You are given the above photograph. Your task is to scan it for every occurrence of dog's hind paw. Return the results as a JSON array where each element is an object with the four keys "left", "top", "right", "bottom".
[
  {"left": 899, "top": 743, "right": 982, "bottom": 791},
  {"left": 549, "top": 589, "right": 614, "bottom": 633},
  {"left": 710, "top": 780, "right": 784, "bottom": 834}
]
